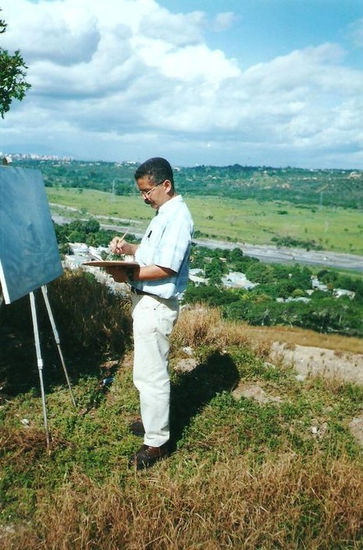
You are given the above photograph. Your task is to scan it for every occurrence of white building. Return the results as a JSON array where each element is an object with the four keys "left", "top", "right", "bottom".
[{"left": 222, "top": 271, "right": 257, "bottom": 290}]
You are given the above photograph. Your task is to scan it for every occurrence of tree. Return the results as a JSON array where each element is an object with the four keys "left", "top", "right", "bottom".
[
  {"left": 205, "top": 257, "right": 227, "bottom": 285},
  {"left": 0, "top": 9, "right": 31, "bottom": 118},
  {"left": 230, "top": 247, "right": 244, "bottom": 262}
]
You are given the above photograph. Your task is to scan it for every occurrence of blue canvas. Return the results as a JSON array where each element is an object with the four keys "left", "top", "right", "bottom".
[{"left": 0, "top": 167, "right": 63, "bottom": 304}]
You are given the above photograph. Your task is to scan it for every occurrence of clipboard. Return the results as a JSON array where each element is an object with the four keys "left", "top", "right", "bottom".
[{"left": 83, "top": 260, "right": 139, "bottom": 268}]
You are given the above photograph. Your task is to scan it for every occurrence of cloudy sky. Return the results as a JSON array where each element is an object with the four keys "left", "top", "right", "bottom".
[{"left": 1, "top": 0, "right": 363, "bottom": 168}]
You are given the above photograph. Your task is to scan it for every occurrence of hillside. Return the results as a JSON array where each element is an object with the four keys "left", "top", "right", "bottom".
[
  {"left": 0, "top": 271, "right": 362, "bottom": 549},
  {"left": 11, "top": 158, "right": 363, "bottom": 209}
]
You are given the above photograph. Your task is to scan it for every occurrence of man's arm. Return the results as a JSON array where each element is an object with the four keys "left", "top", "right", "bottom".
[
  {"left": 105, "top": 264, "right": 175, "bottom": 283},
  {"left": 133, "top": 265, "right": 176, "bottom": 281}
]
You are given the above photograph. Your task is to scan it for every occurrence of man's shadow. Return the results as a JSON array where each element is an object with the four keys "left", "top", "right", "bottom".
[{"left": 169, "top": 350, "right": 240, "bottom": 452}]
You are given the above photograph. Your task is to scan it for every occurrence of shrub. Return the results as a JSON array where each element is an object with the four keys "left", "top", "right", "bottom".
[{"left": 48, "top": 269, "right": 132, "bottom": 358}]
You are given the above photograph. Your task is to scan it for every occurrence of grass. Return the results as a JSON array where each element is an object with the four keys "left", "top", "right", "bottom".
[
  {"left": 47, "top": 187, "right": 363, "bottom": 254},
  {"left": 231, "top": 324, "right": 363, "bottom": 355},
  {"left": 0, "top": 273, "right": 362, "bottom": 549}
]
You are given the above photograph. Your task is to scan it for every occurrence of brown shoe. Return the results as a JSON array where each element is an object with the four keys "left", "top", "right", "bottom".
[
  {"left": 129, "top": 443, "right": 169, "bottom": 470},
  {"left": 129, "top": 419, "right": 145, "bottom": 437}
]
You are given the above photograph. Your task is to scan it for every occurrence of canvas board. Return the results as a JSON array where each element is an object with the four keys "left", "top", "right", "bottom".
[{"left": 0, "top": 167, "right": 63, "bottom": 304}]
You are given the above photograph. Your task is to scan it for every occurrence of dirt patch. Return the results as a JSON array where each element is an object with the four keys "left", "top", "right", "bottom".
[
  {"left": 232, "top": 382, "right": 283, "bottom": 404},
  {"left": 271, "top": 342, "right": 363, "bottom": 385}
]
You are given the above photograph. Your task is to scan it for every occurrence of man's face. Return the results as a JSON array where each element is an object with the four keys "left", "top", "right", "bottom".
[{"left": 136, "top": 175, "right": 172, "bottom": 209}]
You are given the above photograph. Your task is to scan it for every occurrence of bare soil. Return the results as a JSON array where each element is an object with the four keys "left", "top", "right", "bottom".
[{"left": 271, "top": 342, "right": 363, "bottom": 385}]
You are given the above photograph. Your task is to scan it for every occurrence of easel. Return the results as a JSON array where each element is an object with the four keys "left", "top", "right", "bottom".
[
  {"left": 29, "top": 285, "right": 76, "bottom": 448},
  {"left": 0, "top": 163, "right": 73, "bottom": 448}
]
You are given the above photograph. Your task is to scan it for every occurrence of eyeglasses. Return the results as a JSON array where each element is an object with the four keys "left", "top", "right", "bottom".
[{"left": 140, "top": 180, "right": 165, "bottom": 198}]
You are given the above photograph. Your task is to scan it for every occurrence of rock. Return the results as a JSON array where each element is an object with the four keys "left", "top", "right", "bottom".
[
  {"left": 310, "top": 422, "right": 328, "bottom": 439},
  {"left": 181, "top": 346, "right": 194, "bottom": 357},
  {"left": 232, "top": 383, "right": 283, "bottom": 404},
  {"left": 349, "top": 414, "right": 363, "bottom": 447},
  {"left": 174, "top": 357, "right": 198, "bottom": 373}
]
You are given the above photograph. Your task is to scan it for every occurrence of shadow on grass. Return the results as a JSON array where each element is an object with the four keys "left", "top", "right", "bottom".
[
  {"left": 169, "top": 350, "right": 239, "bottom": 451},
  {"left": 0, "top": 294, "right": 98, "bottom": 396},
  {"left": 0, "top": 273, "right": 132, "bottom": 397}
]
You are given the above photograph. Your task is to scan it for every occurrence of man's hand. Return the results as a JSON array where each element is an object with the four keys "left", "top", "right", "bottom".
[
  {"left": 104, "top": 267, "right": 129, "bottom": 283},
  {"left": 109, "top": 237, "right": 138, "bottom": 256}
]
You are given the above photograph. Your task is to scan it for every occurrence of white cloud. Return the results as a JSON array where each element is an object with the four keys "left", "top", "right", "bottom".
[
  {"left": 139, "top": 9, "right": 206, "bottom": 46},
  {"left": 1, "top": 0, "right": 101, "bottom": 65},
  {"left": 348, "top": 18, "right": 363, "bottom": 48},
  {"left": 212, "top": 12, "right": 237, "bottom": 32},
  {"left": 0, "top": 0, "right": 363, "bottom": 167}
]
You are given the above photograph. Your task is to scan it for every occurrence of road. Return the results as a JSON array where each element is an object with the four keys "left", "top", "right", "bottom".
[
  {"left": 195, "top": 238, "right": 363, "bottom": 272},
  {"left": 52, "top": 212, "right": 363, "bottom": 273}
]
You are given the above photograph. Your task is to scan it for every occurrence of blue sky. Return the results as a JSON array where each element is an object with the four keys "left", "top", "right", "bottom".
[
  {"left": 160, "top": 0, "right": 363, "bottom": 68},
  {"left": 1, "top": 0, "right": 363, "bottom": 168}
]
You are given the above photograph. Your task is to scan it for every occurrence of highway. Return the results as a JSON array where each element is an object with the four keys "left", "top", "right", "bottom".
[{"left": 52, "top": 213, "right": 363, "bottom": 273}]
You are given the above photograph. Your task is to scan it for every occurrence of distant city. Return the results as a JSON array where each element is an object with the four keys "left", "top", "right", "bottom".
[{"left": 1, "top": 152, "right": 72, "bottom": 162}]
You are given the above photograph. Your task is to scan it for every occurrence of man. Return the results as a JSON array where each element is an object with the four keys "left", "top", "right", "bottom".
[{"left": 106, "top": 157, "right": 194, "bottom": 470}]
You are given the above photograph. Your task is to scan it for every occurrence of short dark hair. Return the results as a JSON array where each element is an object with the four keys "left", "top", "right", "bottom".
[{"left": 134, "top": 157, "right": 174, "bottom": 188}]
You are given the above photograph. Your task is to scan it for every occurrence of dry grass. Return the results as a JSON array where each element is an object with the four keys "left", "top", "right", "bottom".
[
  {"left": 172, "top": 305, "right": 363, "bottom": 356},
  {"left": 49, "top": 269, "right": 132, "bottom": 357},
  {"left": 172, "top": 304, "right": 363, "bottom": 363},
  {"left": 2, "top": 452, "right": 362, "bottom": 550},
  {"left": 238, "top": 324, "right": 363, "bottom": 355},
  {"left": 172, "top": 305, "right": 270, "bottom": 358}
]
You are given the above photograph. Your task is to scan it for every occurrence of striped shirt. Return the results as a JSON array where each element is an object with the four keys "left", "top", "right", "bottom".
[{"left": 133, "top": 195, "right": 194, "bottom": 299}]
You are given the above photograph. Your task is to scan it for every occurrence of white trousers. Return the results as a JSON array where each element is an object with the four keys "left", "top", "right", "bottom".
[{"left": 131, "top": 293, "right": 179, "bottom": 447}]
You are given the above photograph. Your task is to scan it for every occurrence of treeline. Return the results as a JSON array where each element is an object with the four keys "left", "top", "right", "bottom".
[
  {"left": 185, "top": 245, "right": 363, "bottom": 337},
  {"left": 13, "top": 159, "right": 363, "bottom": 209}
]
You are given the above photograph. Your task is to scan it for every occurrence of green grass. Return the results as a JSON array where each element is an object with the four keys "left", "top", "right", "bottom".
[
  {"left": 47, "top": 187, "right": 363, "bottom": 254},
  {"left": 0, "top": 274, "right": 362, "bottom": 548}
]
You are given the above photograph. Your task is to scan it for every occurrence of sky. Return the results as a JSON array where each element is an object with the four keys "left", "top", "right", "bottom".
[{"left": 1, "top": 0, "right": 363, "bottom": 168}]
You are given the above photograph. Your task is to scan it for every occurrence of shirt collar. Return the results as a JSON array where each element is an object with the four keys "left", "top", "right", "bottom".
[{"left": 157, "top": 194, "right": 183, "bottom": 214}]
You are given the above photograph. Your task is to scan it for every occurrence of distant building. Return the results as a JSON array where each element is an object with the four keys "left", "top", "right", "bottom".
[
  {"left": 334, "top": 288, "right": 355, "bottom": 299},
  {"left": 310, "top": 277, "right": 355, "bottom": 299},
  {"left": 348, "top": 171, "right": 361, "bottom": 179},
  {"left": 222, "top": 271, "right": 257, "bottom": 290},
  {"left": 189, "top": 268, "right": 208, "bottom": 285},
  {"left": 311, "top": 276, "right": 328, "bottom": 292}
]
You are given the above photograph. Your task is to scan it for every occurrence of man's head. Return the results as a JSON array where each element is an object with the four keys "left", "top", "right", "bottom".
[{"left": 135, "top": 157, "right": 175, "bottom": 209}]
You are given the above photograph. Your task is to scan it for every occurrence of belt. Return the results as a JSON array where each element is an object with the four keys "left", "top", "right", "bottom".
[{"left": 130, "top": 286, "right": 154, "bottom": 297}]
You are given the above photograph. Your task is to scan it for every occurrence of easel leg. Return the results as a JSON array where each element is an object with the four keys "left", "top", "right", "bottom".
[
  {"left": 29, "top": 291, "right": 50, "bottom": 448},
  {"left": 41, "top": 285, "right": 76, "bottom": 408}
]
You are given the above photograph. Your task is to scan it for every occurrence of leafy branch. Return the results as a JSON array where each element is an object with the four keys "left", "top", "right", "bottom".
[{"left": 0, "top": 8, "right": 31, "bottom": 118}]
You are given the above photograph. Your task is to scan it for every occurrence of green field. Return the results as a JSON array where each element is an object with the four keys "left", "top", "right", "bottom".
[{"left": 47, "top": 187, "right": 363, "bottom": 254}]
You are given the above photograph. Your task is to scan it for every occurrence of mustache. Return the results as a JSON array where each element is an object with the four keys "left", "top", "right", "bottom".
[{"left": 144, "top": 198, "right": 151, "bottom": 205}]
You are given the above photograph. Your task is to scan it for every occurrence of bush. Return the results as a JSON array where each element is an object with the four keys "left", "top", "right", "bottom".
[{"left": 48, "top": 269, "right": 132, "bottom": 358}]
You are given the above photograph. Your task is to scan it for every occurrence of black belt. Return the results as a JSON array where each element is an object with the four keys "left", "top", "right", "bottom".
[{"left": 130, "top": 286, "right": 154, "bottom": 297}]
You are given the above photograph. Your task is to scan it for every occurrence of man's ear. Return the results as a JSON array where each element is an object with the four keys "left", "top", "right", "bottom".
[{"left": 164, "top": 179, "right": 173, "bottom": 194}]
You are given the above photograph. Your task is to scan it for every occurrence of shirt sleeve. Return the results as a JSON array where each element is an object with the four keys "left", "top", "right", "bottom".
[{"left": 153, "top": 210, "right": 192, "bottom": 273}]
